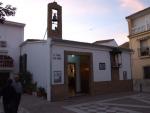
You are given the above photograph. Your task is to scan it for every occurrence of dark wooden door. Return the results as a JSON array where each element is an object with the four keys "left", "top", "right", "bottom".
[
  {"left": 111, "top": 68, "right": 119, "bottom": 81},
  {"left": 80, "top": 55, "right": 90, "bottom": 93}
]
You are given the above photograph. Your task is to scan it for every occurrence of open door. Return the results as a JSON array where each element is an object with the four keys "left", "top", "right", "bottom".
[
  {"left": 66, "top": 53, "right": 92, "bottom": 97},
  {"left": 67, "top": 63, "right": 76, "bottom": 97}
]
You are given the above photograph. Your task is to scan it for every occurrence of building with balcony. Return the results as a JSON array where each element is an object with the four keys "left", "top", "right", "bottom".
[
  {"left": 0, "top": 21, "right": 25, "bottom": 87},
  {"left": 126, "top": 7, "right": 150, "bottom": 91}
]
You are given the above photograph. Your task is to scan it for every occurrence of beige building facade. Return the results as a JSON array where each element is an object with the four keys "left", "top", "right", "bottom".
[{"left": 126, "top": 7, "right": 150, "bottom": 91}]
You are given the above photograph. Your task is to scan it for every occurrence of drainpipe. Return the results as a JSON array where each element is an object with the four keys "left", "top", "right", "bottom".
[
  {"left": 19, "top": 44, "right": 22, "bottom": 74},
  {"left": 47, "top": 38, "right": 53, "bottom": 101},
  {"left": 50, "top": 39, "right": 53, "bottom": 101},
  {"left": 46, "top": 38, "right": 50, "bottom": 101},
  {"left": 129, "top": 51, "right": 133, "bottom": 91}
]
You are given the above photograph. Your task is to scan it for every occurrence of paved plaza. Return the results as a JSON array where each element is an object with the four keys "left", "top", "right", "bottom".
[
  {"left": 64, "top": 93, "right": 150, "bottom": 113},
  {"left": 1, "top": 92, "right": 150, "bottom": 113}
]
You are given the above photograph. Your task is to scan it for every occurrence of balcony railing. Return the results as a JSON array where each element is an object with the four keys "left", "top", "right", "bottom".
[
  {"left": 0, "top": 60, "right": 13, "bottom": 68},
  {"left": 138, "top": 47, "right": 150, "bottom": 57},
  {"left": 131, "top": 24, "right": 150, "bottom": 35},
  {"left": 0, "top": 55, "right": 13, "bottom": 68}
]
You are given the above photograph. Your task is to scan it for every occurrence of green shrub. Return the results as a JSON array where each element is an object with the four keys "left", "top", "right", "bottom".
[{"left": 20, "top": 71, "right": 35, "bottom": 93}]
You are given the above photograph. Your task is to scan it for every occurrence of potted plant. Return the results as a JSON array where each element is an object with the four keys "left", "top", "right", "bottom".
[
  {"left": 25, "top": 84, "right": 33, "bottom": 95},
  {"left": 20, "top": 71, "right": 33, "bottom": 94},
  {"left": 37, "top": 87, "right": 43, "bottom": 97},
  {"left": 37, "top": 87, "right": 47, "bottom": 99},
  {"left": 32, "top": 82, "right": 37, "bottom": 96}
]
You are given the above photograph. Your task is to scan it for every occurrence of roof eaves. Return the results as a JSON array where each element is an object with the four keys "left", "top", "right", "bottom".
[
  {"left": 118, "top": 47, "right": 133, "bottom": 52},
  {"left": 20, "top": 39, "right": 46, "bottom": 47},
  {"left": 51, "top": 39, "right": 114, "bottom": 49},
  {"left": 93, "top": 39, "right": 114, "bottom": 44},
  {"left": 4, "top": 21, "right": 25, "bottom": 27},
  {"left": 53, "top": 39, "right": 133, "bottom": 52},
  {"left": 126, "top": 7, "right": 150, "bottom": 19}
]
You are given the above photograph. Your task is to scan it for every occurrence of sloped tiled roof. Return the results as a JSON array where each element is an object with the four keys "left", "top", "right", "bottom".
[
  {"left": 93, "top": 39, "right": 114, "bottom": 44},
  {"left": 119, "top": 42, "right": 129, "bottom": 49}
]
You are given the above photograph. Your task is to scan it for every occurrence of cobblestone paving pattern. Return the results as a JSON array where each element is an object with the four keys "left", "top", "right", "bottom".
[{"left": 64, "top": 93, "right": 150, "bottom": 113}]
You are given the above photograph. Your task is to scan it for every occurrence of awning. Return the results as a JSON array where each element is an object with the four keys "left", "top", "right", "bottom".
[{"left": 0, "top": 55, "right": 13, "bottom": 68}]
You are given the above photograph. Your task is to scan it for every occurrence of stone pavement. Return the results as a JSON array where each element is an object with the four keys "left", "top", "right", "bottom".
[
  {"left": 0, "top": 100, "right": 29, "bottom": 113},
  {"left": 1, "top": 92, "right": 150, "bottom": 113},
  {"left": 64, "top": 93, "right": 150, "bottom": 113}
]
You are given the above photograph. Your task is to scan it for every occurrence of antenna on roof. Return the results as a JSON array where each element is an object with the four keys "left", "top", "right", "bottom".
[{"left": 43, "top": 28, "right": 47, "bottom": 40}]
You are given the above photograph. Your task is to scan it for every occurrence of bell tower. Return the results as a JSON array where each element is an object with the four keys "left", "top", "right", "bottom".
[{"left": 47, "top": 2, "right": 62, "bottom": 39}]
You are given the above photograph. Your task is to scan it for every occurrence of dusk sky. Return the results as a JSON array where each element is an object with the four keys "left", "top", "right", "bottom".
[{"left": 2, "top": 0, "right": 150, "bottom": 45}]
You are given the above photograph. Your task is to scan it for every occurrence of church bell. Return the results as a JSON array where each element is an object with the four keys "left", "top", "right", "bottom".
[{"left": 52, "top": 13, "right": 58, "bottom": 22}]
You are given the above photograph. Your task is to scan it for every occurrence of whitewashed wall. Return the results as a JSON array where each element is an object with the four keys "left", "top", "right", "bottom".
[
  {"left": 93, "top": 51, "right": 111, "bottom": 81},
  {"left": 119, "top": 52, "right": 132, "bottom": 80},
  {"left": 21, "top": 41, "right": 132, "bottom": 86},
  {"left": 21, "top": 42, "right": 50, "bottom": 90},
  {"left": 51, "top": 44, "right": 112, "bottom": 84},
  {"left": 0, "top": 21, "right": 24, "bottom": 73}
]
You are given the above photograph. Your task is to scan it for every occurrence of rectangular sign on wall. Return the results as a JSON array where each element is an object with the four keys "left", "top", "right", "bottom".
[
  {"left": 53, "top": 71, "right": 62, "bottom": 83},
  {"left": 99, "top": 63, "right": 106, "bottom": 70},
  {"left": 53, "top": 53, "right": 61, "bottom": 60}
]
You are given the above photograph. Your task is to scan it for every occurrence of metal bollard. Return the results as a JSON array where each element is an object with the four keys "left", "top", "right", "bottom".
[{"left": 140, "top": 83, "right": 142, "bottom": 93}]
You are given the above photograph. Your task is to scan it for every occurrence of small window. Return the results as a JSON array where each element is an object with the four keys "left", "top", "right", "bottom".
[
  {"left": 140, "top": 39, "right": 148, "bottom": 48},
  {"left": 140, "top": 39, "right": 149, "bottom": 56},
  {"left": 20, "top": 54, "right": 27, "bottom": 72},
  {"left": 99, "top": 63, "right": 106, "bottom": 70},
  {"left": 0, "top": 41, "right": 7, "bottom": 47},
  {"left": 144, "top": 66, "right": 150, "bottom": 79},
  {"left": 123, "top": 71, "right": 127, "bottom": 80}
]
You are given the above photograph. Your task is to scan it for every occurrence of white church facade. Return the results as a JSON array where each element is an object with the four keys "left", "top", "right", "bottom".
[
  {"left": 20, "top": 38, "right": 133, "bottom": 101},
  {"left": 20, "top": 2, "right": 133, "bottom": 101}
]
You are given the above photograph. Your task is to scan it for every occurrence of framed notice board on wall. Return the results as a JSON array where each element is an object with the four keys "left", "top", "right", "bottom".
[
  {"left": 99, "top": 63, "right": 106, "bottom": 70},
  {"left": 54, "top": 71, "right": 62, "bottom": 83}
]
